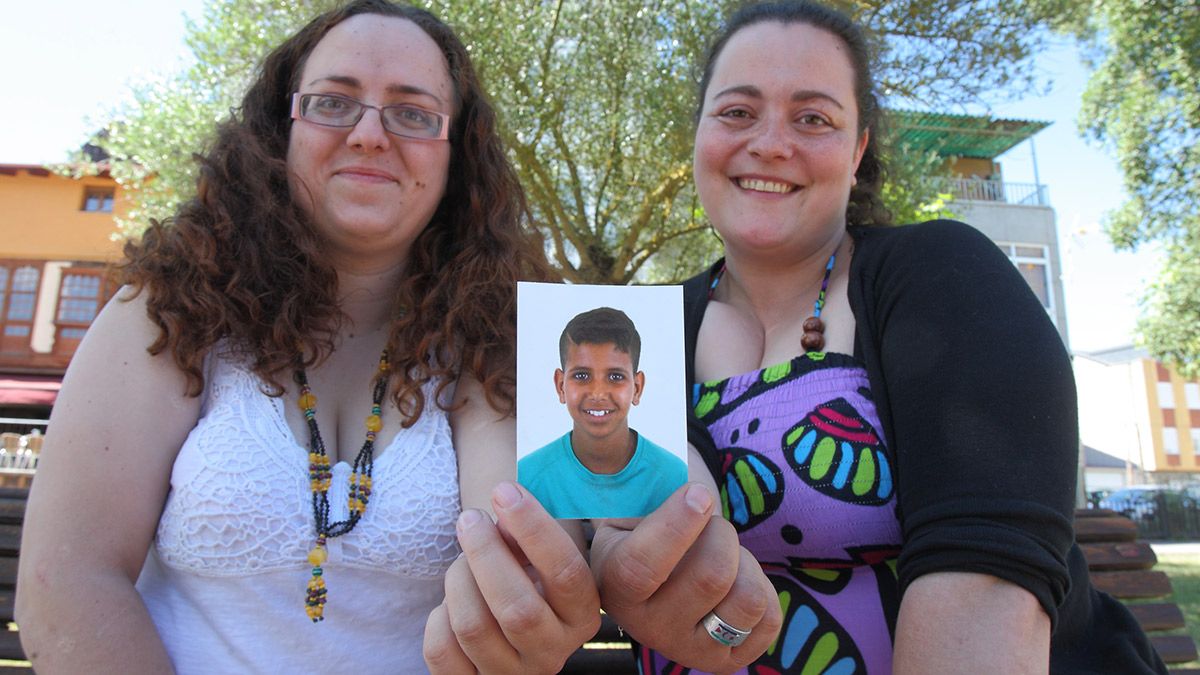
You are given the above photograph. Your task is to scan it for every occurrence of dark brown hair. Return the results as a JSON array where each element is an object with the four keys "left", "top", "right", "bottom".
[
  {"left": 559, "top": 307, "right": 642, "bottom": 371},
  {"left": 697, "top": 0, "right": 892, "bottom": 226},
  {"left": 121, "top": 0, "right": 551, "bottom": 422}
]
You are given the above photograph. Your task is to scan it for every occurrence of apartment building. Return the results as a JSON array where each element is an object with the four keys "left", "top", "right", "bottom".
[{"left": 0, "top": 162, "right": 125, "bottom": 430}]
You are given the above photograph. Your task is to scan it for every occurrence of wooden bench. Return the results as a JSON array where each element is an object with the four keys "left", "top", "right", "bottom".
[
  {"left": 2, "top": 490, "right": 1195, "bottom": 673},
  {"left": 0, "top": 487, "right": 31, "bottom": 672},
  {"left": 1077, "top": 508, "right": 1199, "bottom": 674}
]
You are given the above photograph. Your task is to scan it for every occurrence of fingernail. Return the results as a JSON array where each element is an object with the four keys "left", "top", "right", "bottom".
[
  {"left": 685, "top": 483, "right": 713, "bottom": 514},
  {"left": 493, "top": 481, "right": 522, "bottom": 510},
  {"left": 457, "top": 508, "right": 483, "bottom": 533}
]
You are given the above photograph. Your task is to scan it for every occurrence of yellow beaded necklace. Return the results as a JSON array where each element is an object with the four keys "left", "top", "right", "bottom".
[{"left": 295, "top": 350, "right": 389, "bottom": 622}]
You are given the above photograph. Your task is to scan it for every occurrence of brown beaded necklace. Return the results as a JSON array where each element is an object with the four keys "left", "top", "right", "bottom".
[
  {"left": 709, "top": 252, "right": 837, "bottom": 354},
  {"left": 295, "top": 350, "right": 389, "bottom": 622}
]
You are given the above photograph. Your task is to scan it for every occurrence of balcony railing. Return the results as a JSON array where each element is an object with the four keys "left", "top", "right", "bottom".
[{"left": 933, "top": 178, "right": 1050, "bottom": 207}]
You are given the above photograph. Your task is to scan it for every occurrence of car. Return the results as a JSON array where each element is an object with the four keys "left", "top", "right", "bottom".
[
  {"left": 1098, "top": 485, "right": 1176, "bottom": 520},
  {"left": 1182, "top": 485, "right": 1200, "bottom": 506}
]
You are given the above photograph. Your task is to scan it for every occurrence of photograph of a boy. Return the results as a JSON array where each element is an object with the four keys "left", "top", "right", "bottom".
[{"left": 519, "top": 307, "right": 687, "bottom": 519}]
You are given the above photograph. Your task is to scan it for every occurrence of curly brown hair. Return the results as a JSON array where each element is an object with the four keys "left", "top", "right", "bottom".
[
  {"left": 696, "top": 0, "right": 893, "bottom": 227},
  {"left": 122, "top": 0, "right": 551, "bottom": 423}
]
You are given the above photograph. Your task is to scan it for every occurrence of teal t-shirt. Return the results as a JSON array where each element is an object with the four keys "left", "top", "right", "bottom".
[{"left": 518, "top": 430, "right": 687, "bottom": 519}]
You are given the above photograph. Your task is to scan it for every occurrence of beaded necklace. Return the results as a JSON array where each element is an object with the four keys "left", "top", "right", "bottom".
[
  {"left": 709, "top": 252, "right": 836, "bottom": 354},
  {"left": 295, "top": 350, "right": 389, "bottom": 622}
]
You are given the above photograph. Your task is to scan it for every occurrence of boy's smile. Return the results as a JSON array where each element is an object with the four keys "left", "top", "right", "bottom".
[{"left": 555, "top": 341, "right": 645, "bottom": 451}]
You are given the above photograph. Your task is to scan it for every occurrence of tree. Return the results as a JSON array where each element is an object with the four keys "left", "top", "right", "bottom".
[
  {"left": 1077, "top": 0, "right": 1200, "bottom": 375},
  {"left": 85, "top": 0, "right": 1080, "bottom": 283}
]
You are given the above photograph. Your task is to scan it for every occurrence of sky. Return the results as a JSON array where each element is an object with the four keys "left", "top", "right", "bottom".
[{"left": 0, "top": 2, "right": 1161, "bottom": 355}]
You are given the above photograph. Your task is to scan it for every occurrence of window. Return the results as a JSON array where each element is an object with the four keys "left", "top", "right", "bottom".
[
  {"left": 996, "top": 243, "right": 1052, "bottom": 311},
  {"left": 81, "top": 186, "right": 114, "bottom": 213},
  {"left": 0, "top": 262, "right": 41, "bottom": 354},
  {"left": 2, "top": 265, "right": 40, "bottom": 338},
  {"left": 56, "top": 273, "right": 101, "bottom": 323},
  {"left": 1185, "top": 382, "right": 1200, "bottom": 409},
  {"left": 1158, "top": 381, "right": 1176, "bottom": 408},
  {"left": 1191, "top": 429, "right": 1200, "bottom": 456},
  {"left": 1163, "top": 427, "right": 1181, "bottom": 455},
  {"left": 53, "top": 270, "right": 106, "bottom": 350}
]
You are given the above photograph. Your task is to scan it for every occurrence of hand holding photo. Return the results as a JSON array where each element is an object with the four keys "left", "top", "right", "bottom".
[{"left": 517, "top": 283, "right": 687, "bottom": 519}]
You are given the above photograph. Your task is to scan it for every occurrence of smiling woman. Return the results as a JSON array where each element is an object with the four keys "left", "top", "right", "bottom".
[
  {"left": 285, "top": 14, "right": 453, "bottom": 269},
  {"left": 589, "top": 2, "right": 1171, "bottom": 674},
  {"left": 12, "top": 2, "right": 605, "bottom": 674}
]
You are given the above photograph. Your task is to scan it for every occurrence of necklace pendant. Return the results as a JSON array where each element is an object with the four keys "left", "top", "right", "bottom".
[
  {"left": 305, "top": 541, "right": 329, "bottom": 622},
  {"left": 296, "top": 349, "right": 389, "bottom": 623}
]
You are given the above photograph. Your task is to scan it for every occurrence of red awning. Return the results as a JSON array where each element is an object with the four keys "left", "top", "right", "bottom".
[{"left": 0, "top": 376, "right": 61, "bottom": 406}]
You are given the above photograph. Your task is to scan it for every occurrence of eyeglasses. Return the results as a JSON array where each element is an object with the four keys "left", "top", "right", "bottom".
[{"left": 290, "top": 92, "right": 449, "bottom": 141}]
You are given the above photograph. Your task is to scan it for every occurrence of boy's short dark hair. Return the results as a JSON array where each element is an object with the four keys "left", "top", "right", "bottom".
[{"left": 559, "top": 307, "right": 642, "bottom": 371}]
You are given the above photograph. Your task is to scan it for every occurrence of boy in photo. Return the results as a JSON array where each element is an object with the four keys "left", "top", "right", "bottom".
[{"left": 519, "top": 307, "right": 687, "bottom": 519}]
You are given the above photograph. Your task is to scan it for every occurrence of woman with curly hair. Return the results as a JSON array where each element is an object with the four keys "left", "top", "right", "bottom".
[{"left": 16, "top": 2, "right": 599, "bottom": 672}]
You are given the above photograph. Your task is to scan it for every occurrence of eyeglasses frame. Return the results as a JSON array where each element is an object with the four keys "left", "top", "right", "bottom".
[{"left": 290, "top": 92, "right": 450, "bottom": 141}]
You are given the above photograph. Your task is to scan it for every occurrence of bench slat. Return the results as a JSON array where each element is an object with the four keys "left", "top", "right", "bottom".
[
  {"left": 0, "top": 590, "right": 12, "bottom": 623},
  {"left": 0, "top": 559, "right": 18, "bottom": 589},
  {"left": 0, "top": 528, "right": 19, "bottom": 558},
  {"left": 1090, "top": 570, "right": 1173, "bottom": 599},
  {"left": 1151, "top": 634, "right": 1200, "bottom": 664},
  {"left": 1074, "top": 515, "right": 1139, "bottom": 542},
  {"left": 1127, "top": 602, "right": 1186, "bottom": 631},
  {"left": 1080, "top": 541, "right": 1158, "bottom": 571},
  {"left": 0, "top": 631, "right": 24, "bottom": 662},
  {"left": 0, "top": 500, "right": 25, "bottom": 527}
]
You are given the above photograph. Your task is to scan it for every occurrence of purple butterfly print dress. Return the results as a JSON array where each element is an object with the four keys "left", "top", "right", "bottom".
[{"left": 638, "top": 352, "right": 903, "bottom": 675}]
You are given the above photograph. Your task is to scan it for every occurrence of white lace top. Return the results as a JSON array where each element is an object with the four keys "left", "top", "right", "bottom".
[{"left": 136, "top": 348, "right": 460, "bottom": 673}]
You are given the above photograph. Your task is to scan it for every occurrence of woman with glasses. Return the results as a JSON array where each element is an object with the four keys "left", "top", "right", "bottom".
[
  {"left": 593, "top": 2, "right": 1167, "bottom": 673},
  {"left": 16, "top": 2, "right": 599, "bottom": 672}
]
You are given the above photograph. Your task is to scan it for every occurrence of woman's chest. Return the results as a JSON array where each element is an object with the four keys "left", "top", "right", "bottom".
[
  {"left": 153, "top": 358, "right": 460, "bottom": 579},
  {"left": 697, "top": 357, "right": 901, "bottom": 568}
]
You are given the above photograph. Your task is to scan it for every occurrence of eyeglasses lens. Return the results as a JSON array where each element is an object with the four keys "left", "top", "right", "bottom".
[{"left": 299, "top": 94, "right": 444, "bottom": 140}]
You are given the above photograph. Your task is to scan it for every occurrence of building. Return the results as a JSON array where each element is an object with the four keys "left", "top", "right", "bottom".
[
  {"left": 1082, "top": 445, "right": 1142, "bottom": 493},
  {"left": 0, "top": 163, "right": 126, "bottom": 432},
  {"left": 892, "top": 111, "right": 1068, "bottom": 345},
  {"left": 1074, "top": 346, "right": 1200, "bottom": 486}
]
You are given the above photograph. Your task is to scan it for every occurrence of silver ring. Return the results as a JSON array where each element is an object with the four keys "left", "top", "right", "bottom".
[{"left": 702, "top": 610, "right": 751, "bottom": 647}]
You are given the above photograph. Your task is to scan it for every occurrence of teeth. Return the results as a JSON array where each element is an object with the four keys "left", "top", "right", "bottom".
[
  {"left": 738, "top": 178, "right": 795, "bottom": 194},
  {"left": 585, "top": 410, "right": 610, "bottom": 417}
]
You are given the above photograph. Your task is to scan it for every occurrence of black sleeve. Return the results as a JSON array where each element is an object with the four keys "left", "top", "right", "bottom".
[
  {"left": 683, "top": 263, "right": 724, "bottom": 479},
  {"left": 852, "top": 220, "right": 1077, "bottom": 628}
]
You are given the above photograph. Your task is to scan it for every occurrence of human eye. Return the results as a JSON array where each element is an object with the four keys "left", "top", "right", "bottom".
[
  {"left": 608, "top": 372, "right": 626, "bottom": 382},
  {"left": 716, "top": 106, "right": 753, "bottom": 120},
  {"left": 307, "top": 94, "right": 358, "bottom": 121},
  {"left": 384, "top": 104, "right": 441, "bottom": 135},
  {"left": 571, "top": 371, "right": 590, "bottom": 382},
  {"left": 796, "top": 112, "right": 833, "bottom": 129}
]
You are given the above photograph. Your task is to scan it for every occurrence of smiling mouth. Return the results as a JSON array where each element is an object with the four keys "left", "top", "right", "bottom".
[
  {"left": 584, "top": 409, "right": 613, "bottom": 417},
  {"left": 736, "top": 178, "right": 797, "bottom": 194},
  {"left": 336, "top": 168, "right": 397, "bottom": 182}
]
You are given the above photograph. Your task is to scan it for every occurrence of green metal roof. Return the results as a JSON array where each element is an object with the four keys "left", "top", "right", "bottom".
[{"left": 888, "top": 110, "right": 1050, "bottom": 160}]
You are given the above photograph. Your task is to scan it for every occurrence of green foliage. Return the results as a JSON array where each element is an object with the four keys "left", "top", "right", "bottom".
[
  {"left": 1078, "top": 0, "right": 1200, "bottom": 375},
  {"left": 879, "top": 141, "right": 958, "bottom": 225},
  {"left": 428, "top": 0, "right": 736, "bottom": 283},
  {"left": 88, "top": 0, "right": 1074, "bottom": 283},
  {"left": 1154, "top": 551, "right": 1200, "bottom": 669},
  {"left": 74, "top": 1, "right": 325, "bottom": 237}
]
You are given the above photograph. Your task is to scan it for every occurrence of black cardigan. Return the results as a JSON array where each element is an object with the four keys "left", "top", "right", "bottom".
[{"left": 682, "top": 220, "right": 1165, "bottom": 674}]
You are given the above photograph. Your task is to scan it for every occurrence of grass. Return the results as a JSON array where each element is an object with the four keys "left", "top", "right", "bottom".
[{"left": 1156, "top": 550, "right": 1200, "bottom": 670}]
